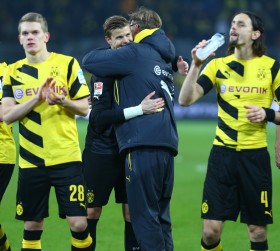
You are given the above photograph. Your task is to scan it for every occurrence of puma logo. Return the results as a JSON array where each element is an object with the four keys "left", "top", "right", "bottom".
[
  {"left": 265, "top": 210, "right": 272, "bottom": 218},
  {"left": 80, "top": 203, "right": 86, "bottom": 209}
]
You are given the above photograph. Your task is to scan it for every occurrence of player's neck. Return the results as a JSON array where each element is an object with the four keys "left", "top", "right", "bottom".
[
  {"left": 234, "top": 46, "right": 255, "bottom": 60},
  {"left": 26, "top": 50, "right": 51, "bottom": 64}
]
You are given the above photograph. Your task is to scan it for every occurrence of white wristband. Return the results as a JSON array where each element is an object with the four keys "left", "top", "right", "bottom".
[{"left": 123, "top": 104, "right": 143, "bottom": 120}]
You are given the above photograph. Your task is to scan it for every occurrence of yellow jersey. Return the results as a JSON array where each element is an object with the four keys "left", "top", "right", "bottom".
[
  {"left": 0, "top": 62, "right": 16, "bottom": 164},
  {"left": 198, "top": 54, "right": 280, "bottom": 150},
  {"left": 3, "top": 53, "right": 90, "bottom": 168}
]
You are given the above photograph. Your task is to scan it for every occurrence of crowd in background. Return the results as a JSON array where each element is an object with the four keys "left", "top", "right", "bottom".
[
  {"left": 1, "top": 0, "right": 280, "bottom": 61},
  {"left": 1, "top": 0, "right": 280, "bottom": 119}
]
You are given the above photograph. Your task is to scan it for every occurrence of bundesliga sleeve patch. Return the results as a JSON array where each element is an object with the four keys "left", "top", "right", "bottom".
[
  {"left": 93, "top": 82, "right": 103, "bottom": 98},
  {"left": 77, "top": 69, "right": 86, "bottom": 84}
]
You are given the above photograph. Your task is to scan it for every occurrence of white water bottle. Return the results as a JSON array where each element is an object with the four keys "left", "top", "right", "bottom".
[{"left": 196, "top": 33, "right": 225, "bottom": 61}]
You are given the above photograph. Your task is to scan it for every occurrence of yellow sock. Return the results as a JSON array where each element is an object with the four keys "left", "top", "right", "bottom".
[{"left": 201, "top": 241, "right": 222, "bottom": 251}]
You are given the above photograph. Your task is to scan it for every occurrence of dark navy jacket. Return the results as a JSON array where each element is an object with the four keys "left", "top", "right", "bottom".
[{"left": 83, "top": 29, "right": 178, "bottom": 155}]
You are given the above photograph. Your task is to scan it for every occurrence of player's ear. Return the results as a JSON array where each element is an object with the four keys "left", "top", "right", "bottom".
[
  {"left": 18, "top": 35, "right": 22, "bottom": 45},
  {"left": 44, "top": 32, "right": 50, "bottom": 43},
  {"left": 252, "top": 30, "right": 261, "bottom": 40},
  {"left": 105, "top": 36, "right": 112, "bottom": 46}
]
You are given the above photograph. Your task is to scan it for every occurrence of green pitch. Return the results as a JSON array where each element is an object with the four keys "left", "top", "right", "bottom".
[{"left": 1, "top": 119, "right": 279, "bottom": 250}]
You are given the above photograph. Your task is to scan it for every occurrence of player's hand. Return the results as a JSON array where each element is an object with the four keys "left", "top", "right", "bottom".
[
  {"left": 275, "top": 125, "right": 280, "bottom": 169},
  {"left": 141, "top": 91, "right": 165, "bottom": 114},
  {"left": 192, "top": 40, "right": 215, "bottom": 66},
  {"left": 177, "top": 56, "right": 189, "bottom": 76},
  {"left": 45, "top": 80, "right": 68, "bottom": 106},
  {"left": 88, "top": 96, "right": 92, "bottom": 109},
  {"left": 275, "top": 143, "right": 280, "bottom": 169},
  {"left": 35, "top": 77, "right": 54, "bottom": 103},
  {"left": 244, "top": 105, "right": 266, "bottom": 123}
]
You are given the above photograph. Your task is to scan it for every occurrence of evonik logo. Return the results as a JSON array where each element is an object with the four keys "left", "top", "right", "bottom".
[
  {"left": 220, "top": 84, "right": 268, "bottom": 94},
  {"left": 14, "top": 85, "right": 65, "bottom": 100}
]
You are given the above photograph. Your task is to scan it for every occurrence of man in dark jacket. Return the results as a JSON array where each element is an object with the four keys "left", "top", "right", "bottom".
[
  {"left": 82, "top": 7, "right": 178, "bottom": 251},
  {"left": 83, "top": 15, "right": 165, "bottom": 251}
]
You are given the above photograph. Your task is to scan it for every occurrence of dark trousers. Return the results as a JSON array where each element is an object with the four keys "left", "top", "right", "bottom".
[{"left": 125, "top": 148, "right": 174, "bottom": 251}]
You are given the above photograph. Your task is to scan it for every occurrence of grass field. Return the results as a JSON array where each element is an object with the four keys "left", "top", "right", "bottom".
[{"left": 1, "top": 119, "right": 280, "bottom": 250}]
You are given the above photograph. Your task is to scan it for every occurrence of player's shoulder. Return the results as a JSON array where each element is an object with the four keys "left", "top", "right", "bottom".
[
  {"left": 0, "top": 62, "right": 7, "bottom": 73},
  {"left": 6, "top": 58, "right": 26, "bottom": 71},
  {"left": 259, "top": 54, "right": 278, "bottom": 64},
  {"left": 51, "top": 52, "right": 76, "bottom": 62},
  {"left": 0, "top": 62, "right": 7, "bottom": 68}
]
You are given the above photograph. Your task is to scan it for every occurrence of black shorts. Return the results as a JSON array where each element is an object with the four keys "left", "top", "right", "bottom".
[
  {"left": 201, "top": 146, "right": 273, "bottom": 225},
  {"left": 82, "top": 149, "right": 126, "bottom": 207},
  {"left": 16, "top": 162, "right": 87, "bottom": 221},
  {"left": 0, "top": 164, "right": 14, "bottom": 202}
]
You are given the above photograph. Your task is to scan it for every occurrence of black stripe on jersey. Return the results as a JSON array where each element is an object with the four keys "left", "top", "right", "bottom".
[
  {"left": 67, "top": 58, "right": 81, "bottom": 98},
  {"left": 2, "top": 85, "right": 14, "bottom": 98},
  {"left": 197, "top": 74, "right": 213, "bottom": 95},
  {"left": 20, "top": 146, "right": 45, "bottom": 166},
  {"left": 215, "top": 135, "right": 237, "bottom": 147},
  {"left": 217, "top": 116, "right": 238, "bottom": 142},
  {"left": 217, "top": 93, "right": 238, "bottom": 119},
  {"left": 10, "top": 76, "right": 22, "bottom": 86},
  {"left": 26, "top": 110, "right": 42, "bottom": 125},
  {"left": 19, "top": 64, "right": 38, "bottom": 79},
  {"left": 216, "top": 70, "right": 228, "bottom": 79},
  {"left": 67, "top": 58, "right": 74, "bottom": 83},
  {"left": 275, "top": 87, "right": 280, "bottom": 101},
  {"left": 69, "top": 78, "right": 81, "bottom": 98},
  {"left": 19, "top": 123, "right": 43, "bottom": 148},
  {"left": 271, "top": 61, "right": 280, "bottom": 101},
  {"left": 271, "top": 60, "right": 280, "bottom": 83},
  {"left": 227, "top": 61, "right": 244, "bottom": 76}
]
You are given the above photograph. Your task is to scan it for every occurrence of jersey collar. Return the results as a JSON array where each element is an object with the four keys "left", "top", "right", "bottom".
[{"left": 134, "top": 28, "right": 159, "bottom": 43}]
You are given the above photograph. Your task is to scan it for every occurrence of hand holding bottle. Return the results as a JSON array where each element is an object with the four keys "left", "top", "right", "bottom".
[{"left": 196, "top": 33, "right": 225, "bottom": 61}]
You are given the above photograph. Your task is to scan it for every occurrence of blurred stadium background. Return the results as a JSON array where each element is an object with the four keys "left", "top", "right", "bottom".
[
  {"left": 2, "top": 0, "right": 280, "bottom": 119},
  {"left": 1, "top": 1, "right": 280, "bottom": 250}
]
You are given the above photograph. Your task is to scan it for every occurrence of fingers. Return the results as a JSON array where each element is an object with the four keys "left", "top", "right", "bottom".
[
  {"left": 153, "top": 98, "right": 165, "bottom": 107},
  {"left": 245, "top": 106, "right": 266, "bottom": 123},
  {"left": 144, "top": 91, "right": 156, "bottom": 100},
  {"left": 244, "top": 105, "right": 253, "bottom": 109},
  {"left": 44, "top": 78, "right": 67, "bottom": 106},
  {"left": 152, "top": 98, "right": 165, "bottom": 112},
  {"left": 141, "top": 96, "right": 165, "bottom": 114},
  {"left": 44, "top": 77, "right": 54, "bottom": 87},
  {"left": 177, "top": 56, "right": 183, "bottom": 62},
  {"left": 275, "top": 154, "right": 280, "bottom": 168},
  {"left": 61, "top": 87, "right": 67, "bottom": 95}
]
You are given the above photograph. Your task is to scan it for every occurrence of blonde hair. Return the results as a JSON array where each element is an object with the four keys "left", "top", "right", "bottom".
[
  {"left": 18, "top": 12, "right": 48, "bottom": 33},
  {"left": 129, "top": 6, "right": 162, "bottom": 30}
]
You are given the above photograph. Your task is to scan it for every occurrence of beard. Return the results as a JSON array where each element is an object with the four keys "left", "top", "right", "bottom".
[{"left": 229, "top": 37, "right": 238, "bottom": 47}]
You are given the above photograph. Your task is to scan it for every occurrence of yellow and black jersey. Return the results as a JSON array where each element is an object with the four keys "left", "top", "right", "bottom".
[
  {"left": 0, "top": 62, "right": 16, "bottom": 164},
  {"left": 2, "top": 53, "right": 90, "bottom": 168},
  {"left": 197, "top": 54, "right": 280, "bottom": 150}
]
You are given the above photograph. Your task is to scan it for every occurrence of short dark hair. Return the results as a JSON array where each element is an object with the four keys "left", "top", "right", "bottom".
[
  {"left": 129, "top": 6, "right": 162, "bottom": 30},
  {"left": 18, "top": 12, "right": 48, "bottom": 33},
  {"left": 103, "top": 15, "right": 129, "bottom": 38},
  {"left": 227, "top": 11, "right": 266, "bottom": 56}
]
